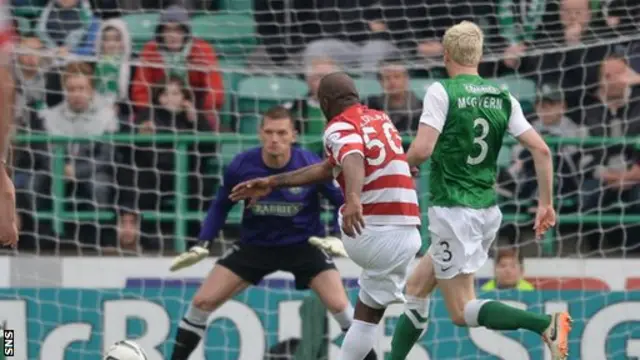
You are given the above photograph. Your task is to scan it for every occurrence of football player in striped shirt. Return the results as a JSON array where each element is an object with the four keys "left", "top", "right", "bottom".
[
  {"left": 0, "top": 5, "right": 18, "bottom": 248},
  {"left": 169, "top": 106, "right": 376, "bottom": 360},
  {"left": 231, "top": 72, "right": 422, "bottom": 360}
]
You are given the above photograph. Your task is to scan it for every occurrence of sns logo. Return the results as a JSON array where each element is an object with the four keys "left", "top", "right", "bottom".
[{"left": 3, "top": 329, "right": 14, "bottom": 357}]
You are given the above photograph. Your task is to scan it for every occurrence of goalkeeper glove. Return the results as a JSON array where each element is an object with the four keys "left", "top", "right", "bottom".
[
  {"left": 169, "top": 241, "right": 211, "bottom": 272},
  {"left": 308, "top": 236, "right": 349, "bottom": 258}
]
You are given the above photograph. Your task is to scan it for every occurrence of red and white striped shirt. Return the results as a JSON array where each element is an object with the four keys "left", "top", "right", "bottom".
[
  {"left": 0, "top": 3, "right": 13, "bottom": 51},
  {"left": 323, "top": 104, "right": 420, "bottom": 226}
]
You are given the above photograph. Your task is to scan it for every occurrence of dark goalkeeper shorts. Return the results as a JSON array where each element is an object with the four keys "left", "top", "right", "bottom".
[{"left": 216, "top": 241, "right": 338, "bottom": 290}]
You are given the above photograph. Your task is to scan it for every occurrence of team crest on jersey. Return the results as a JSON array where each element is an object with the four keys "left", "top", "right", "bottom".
[{"left": 289, "top": 187, "right": 304, "bottom": 195}]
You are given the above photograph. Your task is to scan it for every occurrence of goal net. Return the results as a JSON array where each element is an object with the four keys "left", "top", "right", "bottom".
[{"left": 3, "top": 0, "right": 640, "bottom": 359}]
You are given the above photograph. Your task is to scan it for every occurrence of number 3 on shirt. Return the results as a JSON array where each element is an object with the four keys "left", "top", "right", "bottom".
[
  {"left": 467, "top": 118, "right": 490, "bottom": 165},
  {"left": 362, "top": 122, "right": 404, "bottom": 166}
]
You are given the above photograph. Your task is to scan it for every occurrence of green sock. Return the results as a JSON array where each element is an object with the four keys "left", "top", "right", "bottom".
[
  {"left": 477, "top": 300, "right": 552, "bottom": 334},
  {"left": 390, "top": 313, "right": 424, "bottom": 360}
]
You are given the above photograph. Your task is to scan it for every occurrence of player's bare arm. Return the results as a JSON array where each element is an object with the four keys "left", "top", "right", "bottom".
[
  {"left": 0, "top": 46, "right": 18, "bottom": 247},
  {"left": 229, "top": 159, "right": 333, "bottom": 202},
  {"left": 406, "top": 124, "right": 441, "bottom": 167},
  {"left": 340, "top": 153, "right": 365, "bottom": 237},
  {"left": 516, "top": 129, "right": 555, "bottom": 238},
  {"left": 271, "top": 159, "right": 334, "bottom": 187}
]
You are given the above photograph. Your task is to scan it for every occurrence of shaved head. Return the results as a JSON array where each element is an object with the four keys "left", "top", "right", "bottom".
[{"left": 317, "top": 72, "right": 360, "bottom": 120}]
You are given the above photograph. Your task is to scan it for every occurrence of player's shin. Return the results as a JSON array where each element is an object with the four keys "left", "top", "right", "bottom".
[
  {"left": 170, "top": 304, "right": 212, "bottom": 360},
  {"left": 339, "top": 320, "right": 379, "bottom": 360},
  {"left": 389, "top": 295, "right": 430, "bottom": 360},
  {"left": 464, "top": 299, "right": 551, "bottom": 334}
]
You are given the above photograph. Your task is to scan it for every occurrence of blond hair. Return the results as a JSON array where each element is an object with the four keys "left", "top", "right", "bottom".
[{"left": 442, "top": 21, "right": 484, "bottom": 66}]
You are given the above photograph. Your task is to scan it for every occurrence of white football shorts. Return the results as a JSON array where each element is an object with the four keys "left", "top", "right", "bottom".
[
  {"left": 427, "top": 206, "right": 502, "bottom": 279},
  {"left": 342, "top": 224, "right": 422, "bottom": 308}
]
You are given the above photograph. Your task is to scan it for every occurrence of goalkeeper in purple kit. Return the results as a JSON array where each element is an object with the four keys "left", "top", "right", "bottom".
[{"left": 169, "top": 106, "right": 377, "bottom": 360}]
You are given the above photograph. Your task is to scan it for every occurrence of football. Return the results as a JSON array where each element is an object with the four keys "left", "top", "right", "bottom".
[{"left": 103, "top": 340, "right": 148, "bottom": 360}]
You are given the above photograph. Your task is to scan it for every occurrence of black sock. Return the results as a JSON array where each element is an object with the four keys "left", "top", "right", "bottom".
[
  {"left": 170, "top": 319, "right": 206, "bottom": 360},
  {"left": 363, "top": 349, "right": 378, "bottom": 360},
  {"left": 342, "top": 326, "right": 378, "bottom": 360}
]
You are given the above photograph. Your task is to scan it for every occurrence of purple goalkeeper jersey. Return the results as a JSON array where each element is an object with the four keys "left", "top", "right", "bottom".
[{"left": 199, "top": 146, "right": 344, "bottom": 246}]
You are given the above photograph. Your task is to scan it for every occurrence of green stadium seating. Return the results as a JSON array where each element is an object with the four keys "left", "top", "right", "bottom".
[
  {"left": 218, "top": 0, "right": 253, "bottom": 13},
  {"left": 236, "top": 76, "right": 308, "bottom": 114},
  {"left": 14, "top": 16, "right": 32, "bottom": 35},
  {"left": 120, "top": 12, "right": 160, "bottom": 54},
  {"left": 217, "top": 59, "right": 247, "bottom": 129},
  {"left": 354, "top": 78, "right": 382, "bottom": 99},
  {"left": 410, "top": 78, "right": 437, "bottom": 99},
  {"left": 493, "top": 75, "right": 537, "bottom": 113},
  {"left": 238, "top": 113, "right": 261, "bottom": 134},
  {"left": 12, "top": 0, "right": 46, "bottom": 18},
  {"left": 191, "top": 14, "right": 257, "bottom": 60},
  {"left": 497, "top": 144, "right": 512, "bottom": 168},
  {"left": 220, "top": 139, "right": 260, "bottom": 165}
]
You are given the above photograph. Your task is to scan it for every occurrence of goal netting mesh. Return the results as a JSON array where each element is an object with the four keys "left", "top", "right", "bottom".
[{"left": 2, "top": 0, "right": 640, "bottom": 359}]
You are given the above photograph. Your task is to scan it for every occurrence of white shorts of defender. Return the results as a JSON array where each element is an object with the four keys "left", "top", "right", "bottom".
[
  {"left": 428, "top": 206, "right": 502, "bottom": 280},
  {"left": 341, "top": 225, "right": 422, "bottom": 309}
]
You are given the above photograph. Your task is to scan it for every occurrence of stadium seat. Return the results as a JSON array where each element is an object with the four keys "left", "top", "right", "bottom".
[
  {"left": 493, "top": 75, "right": 537, "bottom": 113},
  {"left": 14, "top": 16, "right": 32, "bottom": 35},
  {"left": 220, "top": 140, "right": 260, "bottom": 166},
  {"left": 409, "top": 78, "right": 436, "bottom": 99},
  {"left": 191, "top": 14, "right": 257, "bottom": 60},
  {"left": 218, "top": 0, "right": 253, "bottom": 14},
  {"left": 217, "top": 59, "right": 247, "bottom": 129},
  {"left": 12, "top": 0, "right": 46, "bottom": 18},
  {"left": 238, "top": 113, "right": 261, "bottom": 134},
  {"left": 497, "top": 144, "right": 512, "bottom": 168},
  {"left": 236, "top": 76, "right": 308, "bottom": 114},
  {"left": 120, "top": 12, "right": 160, "bottom": 54},
  {"left": 354, "top": 78, "right": 382, "bottom": 99}
]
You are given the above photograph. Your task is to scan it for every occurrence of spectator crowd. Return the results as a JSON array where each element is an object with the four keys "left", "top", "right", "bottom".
[{"left": 8, "top": 0, "right": 640, "bottom": 255}]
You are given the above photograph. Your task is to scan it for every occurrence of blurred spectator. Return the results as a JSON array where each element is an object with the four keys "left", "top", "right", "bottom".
[
  {"left": 631, "top": 42, "right": 640, "bottom": 74},
  {"left": 119, "top": 76, "right": 213, "bottom": 252},
  {"left": 580, "top": 54, "right": 640, "bottom": 212},
  {"left": 284, "top": 57, "right": 340, "bottom": 139},
  {"left": 601, "top": 150, "right": 640, "bottom": 190},
  {"left": 13, "top": 34, "right": 50, "bottom": 121},
  {"left": 365, "top": 57, "right": 421, "bottom": 135},
  {"left": 131, "top": 5, "right": 224, "bottom": 130},
  {"left": 33, "top": 62, "right": 118, "bottom": 212},
  {"left": 603, "top": 0, "right": 640, "bottom": 35},
  {"left": 292, "top": 0, "right": 399, "bottom": 72},
  {"left": 531, "top": 0, "right": 617, "bottom": 116},
  {"left": 497, "top": 0, "right": 554, "bottom": 69},
  {"left": 481, "top": 248, "right": 535, "bottom": 291},
  {"left": 511, "top": 84, "right": 587, "bottom": 205},
  {"left": 373, "top": 0, "right": 479, "bottom": 74},
  {"left": 93, "top": 18, "right": 132, "bottom": 115},
  {"left": 35, "top": 0, "right": 100, "bottom": 57}
]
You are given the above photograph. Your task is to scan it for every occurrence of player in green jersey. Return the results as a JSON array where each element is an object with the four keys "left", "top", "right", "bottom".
[{"left": 389, "top": 21, "right": 572, "bottom": 360}]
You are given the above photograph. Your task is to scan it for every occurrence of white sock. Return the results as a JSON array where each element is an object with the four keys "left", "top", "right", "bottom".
[
  {"left": 179, "top": 305, "right": 211, "bottom": 337},
  {"left": 332, "top": 303, "right": 354, "bottom": 331},
  {"left": 405, "top": 295, "right": 431, "bottom": 330},
  {"left": 463, "top": 299, "right": 489, "bottom": 327},
  {"left": 338, "top": 320, "right": 378, "bottom": 360}
]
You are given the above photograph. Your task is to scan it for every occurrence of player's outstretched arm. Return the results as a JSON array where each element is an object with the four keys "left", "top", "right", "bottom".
[
  {"left": 171, "top": 166, "right": 237, "bottom": 271},
  {"left": 229, "top": 160, "right": 333, "bottom": 202}
]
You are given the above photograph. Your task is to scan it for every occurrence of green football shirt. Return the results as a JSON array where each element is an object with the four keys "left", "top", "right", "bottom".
[{"left": 420, "top": 74, "right": 532, "bottom": 208}]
